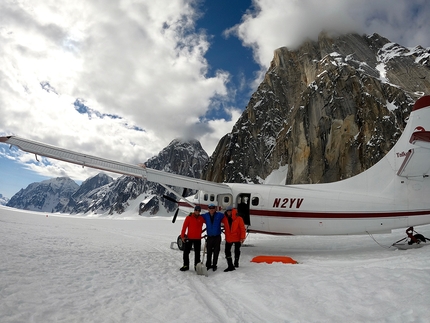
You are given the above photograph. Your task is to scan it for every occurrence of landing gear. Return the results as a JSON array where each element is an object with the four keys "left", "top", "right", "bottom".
[
  {"left": 177, "top": 235, "right": 184, "bottom": 251},
  {"left": 170, "top": 235, "right": 185, "bottom": 250}
]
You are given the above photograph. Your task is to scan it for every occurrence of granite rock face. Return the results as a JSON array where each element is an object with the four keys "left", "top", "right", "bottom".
[{"left": 204, "top": 32, "right": 430, "bottom": 184}]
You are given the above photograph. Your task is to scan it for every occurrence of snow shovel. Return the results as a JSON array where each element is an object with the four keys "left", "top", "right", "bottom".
[{"left": 196, "top": 240, "right": 208, "bottom": 277}]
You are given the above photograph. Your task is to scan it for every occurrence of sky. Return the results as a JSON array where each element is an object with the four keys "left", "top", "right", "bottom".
[
  {"left": 1, "top": 0, "right": 430, "bottom": 198},
  {"left": 1, "top": 205, "right": 430, "bottom": 322}
]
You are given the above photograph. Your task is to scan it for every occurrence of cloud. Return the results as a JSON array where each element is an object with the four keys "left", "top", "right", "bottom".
[
  {"left": 0, "top": 0, "right": 231, "bottom": 180},
  {"left": 231, "top": 0, "right": 430, "bottom": 69},
  {"left": 199, "top": 107, "right": 242, "bottom": 154}
]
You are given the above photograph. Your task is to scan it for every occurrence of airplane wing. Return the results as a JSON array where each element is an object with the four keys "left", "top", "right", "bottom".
[
  {"left": 0, "top": 136, "right": 231, "bottom": 194},
  {"left": 397, "top": 131, "right": 430, "bottom": 178}
]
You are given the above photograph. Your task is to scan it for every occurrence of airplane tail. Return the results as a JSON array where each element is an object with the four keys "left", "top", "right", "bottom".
[
  {"left": 331, "top": 95, "right": 430, "bottom": 195},
  {"left": 389, "top": 95, "right": 430, "bottom": 178},
  {"left": 386, "top": 96, "right": 430, "bottom": 180}
]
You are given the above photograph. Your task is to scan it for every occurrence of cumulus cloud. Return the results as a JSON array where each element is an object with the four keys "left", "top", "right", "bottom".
[
  {"left": 231, "top": 0, "right": 430, "bottom": 69},
  {"left": 0, "top": 0, "right": 235, "bottom": 181}
]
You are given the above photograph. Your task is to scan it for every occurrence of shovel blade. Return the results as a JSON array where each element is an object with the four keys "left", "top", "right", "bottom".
[{"left": 195, "top": 263, "right": 208, "bottom": 276}]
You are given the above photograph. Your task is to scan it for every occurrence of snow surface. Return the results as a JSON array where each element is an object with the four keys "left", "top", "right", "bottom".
[{"left": 1, "top": 206, "right": 430, "bottom": 323}]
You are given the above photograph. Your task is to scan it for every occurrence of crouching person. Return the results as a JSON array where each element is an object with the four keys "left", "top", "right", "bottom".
[
  {"left": 222, "top": 206, "right": 246, "bottom": 272},
  {"left": 180, "top": 206, "right": 205, "bottom": 271}
]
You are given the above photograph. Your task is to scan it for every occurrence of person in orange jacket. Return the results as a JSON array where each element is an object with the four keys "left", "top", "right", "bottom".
[
  {"left": 222, "top": 206, "right": 246, "bottom": 272},
  {"left": 179, "top": 205, "right": 205, "bottom": 271}
]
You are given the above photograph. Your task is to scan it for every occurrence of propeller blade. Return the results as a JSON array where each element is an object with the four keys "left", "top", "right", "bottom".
[
  {"left": 162, "top": 194, "right": 178, "bottom": 204},
  {"left": 166, "top": 188, "right": 189, "bottom": 224},
  {"left": 181, "top": 187, "right": 188, "bottom": 197},
  {"left": 172, "top": 208, "right": 179, "bottom": 223}
]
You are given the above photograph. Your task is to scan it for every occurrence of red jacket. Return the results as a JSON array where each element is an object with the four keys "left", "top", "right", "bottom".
[
  {"left": 181, "top": 213, "right": 205, "bottom": 240},
  {"left": 222, "top": 211, "right": 246, "bottom": 243}
]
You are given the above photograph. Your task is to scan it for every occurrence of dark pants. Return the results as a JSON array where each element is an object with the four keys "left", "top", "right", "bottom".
[
  {"left": 225, "top": 241, "right": 241, "bottom": 260},
  {"left": 183, "top": 239, "right": 201, "bottom": 268},
  {"left": 206, "top": 235, "right": 221, "bottom": 268}
]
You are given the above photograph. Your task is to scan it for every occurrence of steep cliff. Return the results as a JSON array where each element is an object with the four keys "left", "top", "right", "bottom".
[{"left": 204, "top": 32, "right": 430, "bottom": 184}]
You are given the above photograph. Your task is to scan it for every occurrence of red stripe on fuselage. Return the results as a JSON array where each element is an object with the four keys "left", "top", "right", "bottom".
[{"left": 250, "top": 209, "right": 430, "bottom": 218}]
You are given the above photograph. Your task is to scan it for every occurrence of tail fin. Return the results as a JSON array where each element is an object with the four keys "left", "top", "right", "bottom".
[
  {"left": 394, "top": 96, "right": 430, "bottom": 178},
  {"left": 334, "top": 95, "right": 430, "bottom": 193}
]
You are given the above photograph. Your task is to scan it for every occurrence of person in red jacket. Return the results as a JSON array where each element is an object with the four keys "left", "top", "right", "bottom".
[
  {"left": 222, "top": 206, "right": 246, "bottom": 272},
  {"left": 179, "top": 205, "right": 205, "bottom": 271}
]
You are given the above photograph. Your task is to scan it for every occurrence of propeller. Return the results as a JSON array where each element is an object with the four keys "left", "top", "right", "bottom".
[{"left": 162, "top": 188, "right": 188, "bottom": 223}]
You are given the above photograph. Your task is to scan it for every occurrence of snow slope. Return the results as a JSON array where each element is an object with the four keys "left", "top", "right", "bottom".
[{"left": 1, "top": 206, "right": 430, "bottom": 323}]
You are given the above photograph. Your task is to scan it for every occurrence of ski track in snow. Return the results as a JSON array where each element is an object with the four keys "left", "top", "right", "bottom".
[{"left": 1, "top": 206, "right": 430, "bottom": 323}]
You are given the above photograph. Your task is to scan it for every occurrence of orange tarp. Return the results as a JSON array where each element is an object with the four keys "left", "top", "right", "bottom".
[{"left": 251, "top": 255, "right": 297, "bottom": 264}]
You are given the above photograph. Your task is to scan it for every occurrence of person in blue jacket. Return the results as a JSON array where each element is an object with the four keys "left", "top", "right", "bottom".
[{"left": 201, "top": 203, "right": 224, "bottom": 271}]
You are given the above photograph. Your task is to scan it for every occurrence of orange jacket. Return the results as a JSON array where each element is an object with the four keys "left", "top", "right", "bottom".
[
  {"left": 181, "top": 213, "right": 205, "bottom": 240},
  {"left": 222, "top": 211, "right": 246, "bottom": 243}
]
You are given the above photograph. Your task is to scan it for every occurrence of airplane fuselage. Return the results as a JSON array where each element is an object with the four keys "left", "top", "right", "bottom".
[
  {"left": 182, "top": 175, "right": 430, "bottom": 236},
  {"left": 3, "top": 96, "right": 430, "bottom": 237}
]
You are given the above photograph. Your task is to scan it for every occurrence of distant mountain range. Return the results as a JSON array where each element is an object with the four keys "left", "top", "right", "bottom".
[
  {"left": 5, "top": 31, "right": 430, "bottom": 215},
  {"left": 6, "top": 139, "right": 208, "bottom": 215}
]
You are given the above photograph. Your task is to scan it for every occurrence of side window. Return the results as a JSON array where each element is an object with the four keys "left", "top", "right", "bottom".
[
  {"left": 204, "top": 194, "right": 208, "bottom": 201},
  {"left": 223, "top": 196, "right": 230, "bottom": 204},
  {"left": 210, "top": 194, "right": 215, "bottom": 202},
  {"left": 252, "top": 197, "right": 259, "bottom": 206}
]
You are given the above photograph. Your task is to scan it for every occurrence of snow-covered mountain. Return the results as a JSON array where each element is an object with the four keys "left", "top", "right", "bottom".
[
  {"left": 7, "top": 177, "right": 79, "bottom": 212},
  {"left": 7, "top": 138, "right": 208, "bottom": 215},
  {"left": 64, "top": 138, "right": 209, "bottom": 215},
  {"left": 0, "top": 193, "right": 9, "bottom": 206},
  {"left": 60, "top": 173, "right": 114, "bottom": 214},
  {"left": 204, "top": 32, "right": 430, "bottom": 185}
]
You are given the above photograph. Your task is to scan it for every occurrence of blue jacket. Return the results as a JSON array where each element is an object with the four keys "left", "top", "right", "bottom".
[{"left": 202, "top": 211, "right": 224, "bottom": 236}]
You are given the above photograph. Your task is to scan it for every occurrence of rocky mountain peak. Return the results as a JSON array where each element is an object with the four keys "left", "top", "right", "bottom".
[
  {"left": 146, "top": 138, "right": 208, "bottom": 177},
  {"left": 68, "top": 137, "right": 208, "bottom": 215},
  {"left": 204, "top": 32, "right": 430, "bottom": 185},
  {"left": 6, "top": 138, "right": 208, "bottom": 215},
  {"left": 7, "top": 177, "right": 79, "bottom": 212}
]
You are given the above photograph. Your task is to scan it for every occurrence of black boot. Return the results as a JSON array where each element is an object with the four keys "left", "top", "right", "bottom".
[
  {"left": 224, "top": 258, "right": 235, "bottom": 272},
  {"left": 234, "top": 258, "right": 239, "bottom": 268}
]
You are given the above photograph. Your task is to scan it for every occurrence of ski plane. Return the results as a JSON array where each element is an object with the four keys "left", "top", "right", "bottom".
[{"left": 2, "top": 95, "right": 430, "bottom": 236}]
